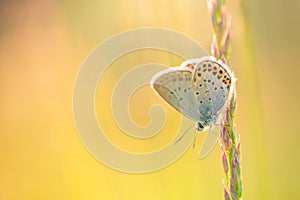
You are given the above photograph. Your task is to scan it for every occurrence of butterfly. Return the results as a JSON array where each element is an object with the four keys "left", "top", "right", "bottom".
[{"left": 150, "top": 56, "right": 236, "bottom": 151}]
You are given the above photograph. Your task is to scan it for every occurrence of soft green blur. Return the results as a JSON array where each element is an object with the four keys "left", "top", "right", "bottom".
[{"left": 0, "top": 0, "right": 299, "bottom": 199}]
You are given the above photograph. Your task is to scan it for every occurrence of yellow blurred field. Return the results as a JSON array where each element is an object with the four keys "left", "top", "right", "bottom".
[{"left": 0, "top": 0, "right": 299, "bottom": 199}]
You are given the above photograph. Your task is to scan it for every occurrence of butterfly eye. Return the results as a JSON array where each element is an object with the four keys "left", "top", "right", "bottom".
[
  {"left": 195, "top": 91, "right": 200, "bottom": 95},
  {"left": 198, "top": 123, "right": 204, "bottom": 129}
]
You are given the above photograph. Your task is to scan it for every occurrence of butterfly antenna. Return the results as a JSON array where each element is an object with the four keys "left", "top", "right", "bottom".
[{"left": 174, "top": 124, "right": 194, "bottom": 144}]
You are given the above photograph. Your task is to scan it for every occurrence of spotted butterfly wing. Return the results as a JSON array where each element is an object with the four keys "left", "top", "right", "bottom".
[
  {"left": 191, "top": 56, "right": 235, "bottom": 127},
  {"left": 150, "top": 59, "right": 202, "bottom": 121}
]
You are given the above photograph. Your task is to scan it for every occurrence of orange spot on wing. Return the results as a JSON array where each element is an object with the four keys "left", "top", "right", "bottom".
[{"left": 186, "top": 63, "right": 195, "bottom": 70}]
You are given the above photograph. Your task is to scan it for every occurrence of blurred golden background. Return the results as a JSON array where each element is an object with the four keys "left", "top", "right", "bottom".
[{"left": 1, "top": 0, "right": 300, "bottom": 199}]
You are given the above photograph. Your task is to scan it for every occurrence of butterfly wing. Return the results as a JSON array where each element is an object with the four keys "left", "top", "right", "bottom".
[
  {"left": 191, "top": 56, "right": 236, "bottom": 123},
  {"left": 150, "top": 62, "right": 202, "bottom": 121}
]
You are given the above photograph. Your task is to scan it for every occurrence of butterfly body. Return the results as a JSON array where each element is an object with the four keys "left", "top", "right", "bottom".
[{"left": 151, "top": 56, "right": 236, "bottom": 132}]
